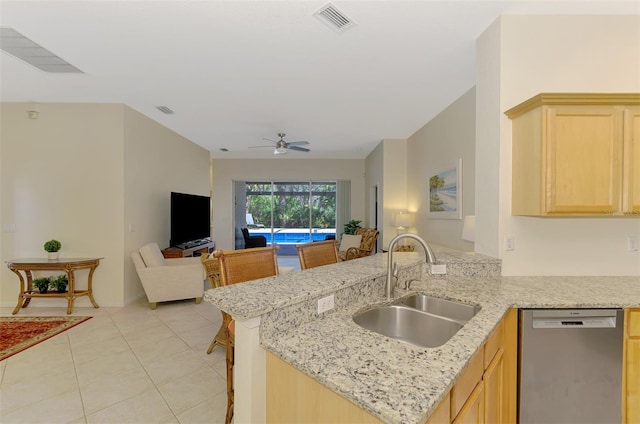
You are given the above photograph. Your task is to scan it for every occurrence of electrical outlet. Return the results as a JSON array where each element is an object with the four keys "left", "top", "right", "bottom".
[
  {"left": 628, "top": 236, "right": 639, "bottom": 252},
  {"left": 317, "top": 294, "right": 334, "bottom": 314},
  {"left": 430, "top": 264, "right": 447, "bottom": 275},
  {"left": 3, "top": 224, "right": 16, "bottom": 233},
  {"left": 129, "top": 224, "right": 136, "bottom": 232},
  {"left": 504, "top": 235, "right": 515, "bottom": 251}
]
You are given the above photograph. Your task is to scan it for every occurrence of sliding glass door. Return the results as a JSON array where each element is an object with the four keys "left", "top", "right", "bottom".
[{"left": 243, "top": 181, "right": 336, "bottom": 254}]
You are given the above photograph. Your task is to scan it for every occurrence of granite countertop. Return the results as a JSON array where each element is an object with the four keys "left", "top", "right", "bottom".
[{"left": 204, "top": 253, "right": 640, "bottom": 424}]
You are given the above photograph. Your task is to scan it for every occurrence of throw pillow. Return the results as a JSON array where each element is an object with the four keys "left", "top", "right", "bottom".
[
  {"left": 339, "top": 234, "right": 362, "bottom": 252},
  {"left": 139, "top": 243, "right": 166, "bottom": 267}
]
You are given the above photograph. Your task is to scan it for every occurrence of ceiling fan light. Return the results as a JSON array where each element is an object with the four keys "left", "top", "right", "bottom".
[{"left": 274, "top": 147, "right": 288, "bottom": 155}]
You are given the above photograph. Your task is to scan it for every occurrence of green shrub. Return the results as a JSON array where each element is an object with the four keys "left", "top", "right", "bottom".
[
  {"left": 44, "top": 239, "right": 61, "bottom": 252},
  {"left": 32, "top": 277, "right": 51, "bottom": 293},
  {"left": 52, "top": 275, "right": 68, "bottom": 293},
  {"left": 343, "top": 220, "right": 362, "bottom": 235}
]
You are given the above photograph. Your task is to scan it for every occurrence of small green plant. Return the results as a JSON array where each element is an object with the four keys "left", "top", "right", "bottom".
[
  {"left": 52, "top": 275, "right": 68, "bottom": 293},
  {"left": 343, "top": 219, "right": 362, "bottom": 235},
  {"left": 32, "top": 277, "right": 51, "bottom": 294},
  {"left": 44, "top": 239, "right": 61, "bottom": 253}
]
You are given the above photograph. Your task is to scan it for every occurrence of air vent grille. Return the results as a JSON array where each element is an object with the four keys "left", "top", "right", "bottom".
[
  {"left": 0, "top": 27, "right": 83, "bottom": 73},
  {"left": 314, "top": 3, "right": 355, "bottom": 33},
  {"left": 156, "top": 106, "right": 175, "bottom": 115}
]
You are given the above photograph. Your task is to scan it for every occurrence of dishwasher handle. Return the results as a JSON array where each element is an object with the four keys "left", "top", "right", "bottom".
[{"left": 530, "top": 309, "right": 620, "bottom": 329}]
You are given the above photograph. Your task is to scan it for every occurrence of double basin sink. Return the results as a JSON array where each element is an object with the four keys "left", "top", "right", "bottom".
[{"left": 353, "top": 294, "right": 480, "bottom": 348}]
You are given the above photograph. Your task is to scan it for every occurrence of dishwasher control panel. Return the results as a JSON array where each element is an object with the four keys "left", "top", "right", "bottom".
[
  {"left": 533, "top": 317, "right": 616, "bottom": 328},
  {"left": 530, "top": 309, "right": 618, "bottom": 329}
]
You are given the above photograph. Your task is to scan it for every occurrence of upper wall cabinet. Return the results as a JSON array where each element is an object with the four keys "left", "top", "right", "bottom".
[{"left": 505, "top": 93, "right": 640, "bottom": 217}]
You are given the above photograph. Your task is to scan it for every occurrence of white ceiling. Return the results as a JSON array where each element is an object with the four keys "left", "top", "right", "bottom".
[{"left": 1, "top": 1, "right": 638, "bottom": 159}]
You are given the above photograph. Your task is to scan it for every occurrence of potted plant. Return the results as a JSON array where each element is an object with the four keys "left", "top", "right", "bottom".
[
  {"left": 32, "top": 277, "right": 51, "bottom": 294},
  {"left": 44, "top": 239, "right": 61, "bottom": 260},
  {"left": 52, "top": 275, "right": 68, "bottom": 293},
  {"left": 343, "top": 220, "right": 362, "bottom": 236}
]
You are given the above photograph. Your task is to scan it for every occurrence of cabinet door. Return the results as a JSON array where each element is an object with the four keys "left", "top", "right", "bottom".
[
  {"left": 484, "top": 348, "right": 504, "bottom": 424},
  {"left": 425, "top": 394, "right": 450, "bottom": 424},
  {"left": 545, "top": 106, "right": 623, "bottom": 214},
  {"left": 623, "top": 107, "right": 640, "bottom": 214},
  {"left": 625, "top": 309, "right": 640, "bottom": 424},
  {"left": 452, "top": 383, "right": 484, "bottom": 424},
  {"left": 626, "top": 339, "right": 640, "bottom": 424}
]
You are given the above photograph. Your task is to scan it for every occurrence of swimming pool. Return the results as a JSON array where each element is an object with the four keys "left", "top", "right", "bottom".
[{"left": 248, "top": 228, "right": 336, "bottom": 244}]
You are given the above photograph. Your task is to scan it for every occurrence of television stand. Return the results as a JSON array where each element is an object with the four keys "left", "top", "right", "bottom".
[{"left": 161, "top": 240, "right": 215, "bottom": 259}]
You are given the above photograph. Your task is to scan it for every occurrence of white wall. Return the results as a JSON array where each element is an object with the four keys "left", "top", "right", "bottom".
[
  {"left": 406, "top": 88, "right": 476, "bottom": 252},
  {"left": 477, "top": 15, "right": 640, "bottom": 275},
  {"left": 123, "top": 106, "right": 210, "bottom": 303},
  {"left": 381, "top": 139, "right": 408, "bottom": 249},
  {"left": 0, "top": 103, "right": 211, "bottom": 308},
  {"left": 365, "top": 141, "right": 384, "bottom": 246},
  {"left": 211, "top": 158, "right": 366, "bottom": 251},
  {"left": 1, "top": 103, "right": 125, "bottom": 307}
]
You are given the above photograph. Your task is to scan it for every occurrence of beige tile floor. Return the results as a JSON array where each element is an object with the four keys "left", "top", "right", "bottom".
[{"left": 0, "top": 255, "right": 301, "bottom": 424}]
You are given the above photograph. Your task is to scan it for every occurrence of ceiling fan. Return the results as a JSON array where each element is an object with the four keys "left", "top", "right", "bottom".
[{"left": 250, "top": 133, "right": 310, "bottom": 155}]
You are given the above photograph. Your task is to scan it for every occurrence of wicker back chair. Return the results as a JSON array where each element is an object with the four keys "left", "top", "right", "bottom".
[
  {"left": 201, "top": 255, "right": 226, "bottom": 354},
  {"left": 339, "top": 228, "right": 380, "bottom": 261},
  {"left": 295, "top": 239, "right": 339, "bottom": 270},
  {"left": 213, "top": 246, "right": 280, "bottom": 424},
  {"left": 215, "top": 246, "right": 279, "bottom": 286}
]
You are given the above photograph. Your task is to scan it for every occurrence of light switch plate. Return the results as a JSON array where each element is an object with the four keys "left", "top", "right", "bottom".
[
  {"left": 504, "top": 235, "right": 515, "bottom": 251},
  {"left": 628, "top": 236, "right": 639, "bottom": 252}
]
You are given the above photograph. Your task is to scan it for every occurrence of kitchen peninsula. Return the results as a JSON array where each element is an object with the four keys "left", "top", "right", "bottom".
[{"left": 204, "top": 252, "right": 640, "bottom": 424}]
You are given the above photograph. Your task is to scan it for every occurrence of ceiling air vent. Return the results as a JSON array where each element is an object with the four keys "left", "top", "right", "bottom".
[
  {"left": 314, "top": 3, "right": 355, "bottom": 33},
  {"left": 155, "top": 106, "right": 175, "bottom": 115},
  {"left": 0, "top": 27, "right": 83, "bottom": 73}
]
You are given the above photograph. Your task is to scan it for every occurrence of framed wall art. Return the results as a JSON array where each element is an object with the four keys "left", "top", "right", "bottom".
[{"left": 428, "top": 158, "right": 462, "bottom": 219}]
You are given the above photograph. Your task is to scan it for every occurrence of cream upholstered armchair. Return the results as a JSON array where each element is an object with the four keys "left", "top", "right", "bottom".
[
  {"left": 131, "top": 243, "right": 204, "bottom": 309},
  {"left": 338, "top": 228, "right": 379, "bottom": 261}
]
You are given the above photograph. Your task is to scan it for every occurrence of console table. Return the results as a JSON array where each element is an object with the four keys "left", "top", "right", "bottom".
[
  {"left": 161, "top": 241, "right": 215, "bottom": 258},
  {"left": 6, "top": 257, "right": 102, "bottom": 315}
]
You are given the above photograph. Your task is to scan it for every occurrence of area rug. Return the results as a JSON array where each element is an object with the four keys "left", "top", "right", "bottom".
[{"left": 0, "top": 316, "right": 91, "bottom": 361}]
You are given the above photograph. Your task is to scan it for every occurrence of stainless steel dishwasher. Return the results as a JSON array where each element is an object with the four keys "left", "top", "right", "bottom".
[{"left": 519, "top": 309, "right": 624, "bottom": 424}]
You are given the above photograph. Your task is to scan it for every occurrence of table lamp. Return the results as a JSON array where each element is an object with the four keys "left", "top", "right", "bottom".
[{"left": 393, "top": 212, "right": 413, "bottom": 235}]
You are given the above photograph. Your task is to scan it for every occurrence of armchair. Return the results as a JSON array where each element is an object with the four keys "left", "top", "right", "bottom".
[
  {"left": 241, "top": 227, "right": 267, "bottom": 248},
  {"left": 338, "top": 228, "right": 379, "bottom": 261},
  {"left": 131, "top": 243, "right": 204, "bottom": 309}
]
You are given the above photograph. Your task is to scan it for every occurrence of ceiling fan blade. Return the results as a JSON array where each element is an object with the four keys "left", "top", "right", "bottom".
[
  {"left": 287, "top": 141, "right": 309, "bottom": 146},
  {"left": 261, "top": 138, "right": 277, "bottom": 143},
  {"left": 248, "top": 145, "right": 273, "bottom": 148},
  {"left": 289, "top": 146, "right": 310, "bottom": 152}
]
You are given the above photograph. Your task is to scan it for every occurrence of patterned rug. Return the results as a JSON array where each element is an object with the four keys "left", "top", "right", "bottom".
[{"left": 0, "top": 316, "right": 91, "bottom": 361}]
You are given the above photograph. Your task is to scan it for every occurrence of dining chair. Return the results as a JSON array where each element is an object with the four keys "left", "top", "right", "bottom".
[
  {"left": 201, "top": 254, "right": 227, "bottom": 354},
  {"left": 214, "top": 246, "right": 280, "bottom": 424},
  {"left": 295, "top": 239, "right": 339, "bottom": 270}
]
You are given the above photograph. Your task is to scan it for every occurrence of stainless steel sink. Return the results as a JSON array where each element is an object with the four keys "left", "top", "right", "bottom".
[
  {"left": 398, "top": 294, "right": 480, "bottom": 323},
  {"left": 353, "top": 305, "right": 463, "bottom": 348}
]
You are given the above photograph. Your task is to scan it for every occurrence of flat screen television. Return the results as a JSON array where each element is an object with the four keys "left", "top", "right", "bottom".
[{"left": 170, "top": 192, "right": 210, "bottom": 247}]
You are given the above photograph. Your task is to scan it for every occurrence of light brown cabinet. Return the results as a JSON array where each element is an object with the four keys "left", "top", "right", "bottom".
[
  {"left": 266, "top": 352, "right": 383, "bottom": 424},
  {"left": 452, "top": 383, "right": 484, "bottom": 424},
  {"left": 505, "top": 93, "right": 640, "bottom": 216},
  {"left": 447, "top": 309, "right": 516, "bottom": 424},
  {"left": 624, "top": 309, "right": 640, "bottom": 423},
  {"left": 265, "top": 309, "right": 517, "bottom": 424}
]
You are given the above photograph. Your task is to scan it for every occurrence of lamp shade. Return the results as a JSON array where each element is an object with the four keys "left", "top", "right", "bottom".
[
  {"left": 461, "top": 215, "right": 475, "bottom": 242},
  {"left": 393, "top": 213, "right": 413, "bottom": 229}
]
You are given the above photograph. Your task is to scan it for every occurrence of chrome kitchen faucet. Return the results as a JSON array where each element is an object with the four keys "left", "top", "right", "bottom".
[{"left": 386, "top": 233, "right": 436, "bottom": 299}]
